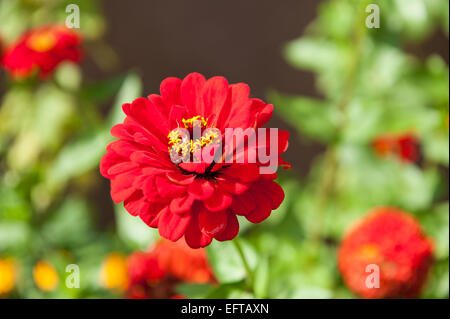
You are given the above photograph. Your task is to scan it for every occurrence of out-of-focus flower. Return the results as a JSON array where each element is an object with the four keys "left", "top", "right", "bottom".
[
  {"left": 100, "top": 253, "right": 129, "bottom": 292},
  {"left": 100, "top": 73, "right": 290, "bottom": 249},
  {"left": 338, "top": 207, "right": 433, "bottom": 299},
  {"left": 153, "top": 239, "right": 215, "bottom": 283},
  {"left": 1, "top": 25, "right": 82, "bottom": 79},
  {"left": 127, "top": 251, "right": 166, "bottom": 285},
  {"left": 372, "top": 133, "right": 421, "bottom": 164},
  {"left": 33, "top": 261, "right": 59, "bottom": 292},
  {"left": 125, "top": 239, "right": 215, "bottom": 298},
  {"left": 0, "top": 258, "right": 17, "bottom": 295}
]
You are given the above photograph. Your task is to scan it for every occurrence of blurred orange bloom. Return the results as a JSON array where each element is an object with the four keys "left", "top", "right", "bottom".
[
  {"left": 33, "top": 261, "right": 59, "bottom": 292},
  {"left": 100, "top": 253, "right": 129, "bottom": 291},
  {"left": 0, "top": 258, "right": 17, "bottom": 295}
]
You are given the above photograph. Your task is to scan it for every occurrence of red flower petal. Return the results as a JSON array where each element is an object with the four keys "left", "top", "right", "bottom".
[
  {"left": 158, "top": 207, "right": 191, "bottom": 241},
  {"left": 181, "top": 73, "right": 206, "bottom": 116},
  {"left": 223, "top": 164, "right": 259, "bottom": 183},
  {"left": 188, "top": 179, "right": 215, "bottom": 200},
  {"left": 245, "top": 194, "right": 272, "bottom": 223},
  {"left": 198, "top": 209, "right": 228, "bottom": 237},
  {"left": 215, "top": 213, "right": 239, "bottom": 241},
  {"left": 185, "top": 211, "right": 213, "bottom": 249},
  {"left": 169, "top": 194, "right": 195, "bottom": 214},
  {"left": 160, "top": 77, "right": 182, "bottom": 108},
  {"left": 203, "top": 188, "right": 232, "bottom": 212},
  {"left": 202, "top": 76, "right": 229, "bottom": 119}
]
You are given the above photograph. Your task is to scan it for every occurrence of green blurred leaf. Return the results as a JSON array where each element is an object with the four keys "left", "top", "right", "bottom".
[
  {"left": 206, "top": 239, "right": 258, "bottom": 284},
  {"left": 45, "top": 129, "right": 110, "bottom": 189},
  {"left": 114, "top": 203, "right": 158, "bottom": 249},
  {"left": 176, "top": 283, "right": 214, "bottom": 299},
  {"left": 270, "top": 92, "right": 337, "bottom": 143},
  {"left": 253, "top": 255, "right": 269, "bottom": 298},
  {"left": 107, "top": 72, "right": 142, "bottom": 126},
  {"left": 41, "top": 197, "right": 94, "bottom": 247}
]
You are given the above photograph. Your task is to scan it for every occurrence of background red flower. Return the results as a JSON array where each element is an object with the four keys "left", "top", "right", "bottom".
[
  {"left": 126, "top": 239, "right": 215, "bottom": 299},
  {"left": 372, "top": 133, "right": 421, "bottom": 164},
  {"left": 1, "top": 25, "right": 82, "bottom": 79},
  {"left": 338, "top": 207, "right": 434, "bottom": 299}
]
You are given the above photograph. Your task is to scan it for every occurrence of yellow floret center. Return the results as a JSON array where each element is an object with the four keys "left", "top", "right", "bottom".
[
  {"left": 168, "top": 116, "right": 220, "bottom": 160},
  {"left": 359, "top": 244, "right": 380, "bottom": 259},
  {"left": 27, "top": 31, "right": 57, "bottom": 52}
]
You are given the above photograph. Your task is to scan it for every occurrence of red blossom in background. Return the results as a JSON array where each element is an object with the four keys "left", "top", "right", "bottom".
[
  {"left": 338, "top": 207, "right": 433, "bottom": 299},
  {"left": 100, "top": 73, "right": 291, "bottom": 248},
  {"left": 1, "top": 25, "right": 82, "bottom": 79},
  {"left": 372, "top": 133, "right": 421, "bottom": 164},
  {"left": 126, "top": 240, "right": 215, "bottom": 299}
]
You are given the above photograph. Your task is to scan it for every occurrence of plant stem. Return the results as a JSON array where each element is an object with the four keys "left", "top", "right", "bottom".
[
  {"left": 233, "top": 238, "right": 253, "bottom": 290},
  {"left": 312, "top": 4, "right": 367, "bottom": 243}
]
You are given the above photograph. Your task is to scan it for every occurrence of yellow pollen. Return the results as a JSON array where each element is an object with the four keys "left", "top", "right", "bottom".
[
  {"left": 168, "top": 116, "right": 220, "bottom": 161},
  {"left": 27, "top": 31, "right": 57, "bottom": 52},
  {"left": 182, "top": 115, "right": 208, "bottom": 129}
]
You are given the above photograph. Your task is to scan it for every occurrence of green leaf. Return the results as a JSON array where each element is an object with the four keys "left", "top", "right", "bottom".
[
  {"left": 107, "top": 73, "right": 142, "bottom": 126},
  {"left": 45, "top": 130, "right": 110, "bottom": 189},
  {"left": 176, "top": 283, "right": 213, "bottom": 299},
  {"left": 0, "top": 221, "right": 31, "bottom": 251},
  {"left": 55, "top": 62, "right": 82, "bottom": 91},
  {"left": 206, "top": 239, "right": 258, "bottom": 283},
  {"left": 41, "top": 197, "right": 94, "bottom": 247},
  {"left": 80, "top": 74, "right": 127, "bottom": 104},
  {"left": 114, "top": 203, "right": 159, "bottom": 249},
  {"left": 253, "top": 255, "right": 269, "bottom": 298},
  {"left": 270, "top": 92, "right": 336, "bottom": 143},
  {"left": 284, "top": 37, "right": 349, "bottom": 74},
  {"left": 204, "top": 281, "right": 251, "bottom": 299}
]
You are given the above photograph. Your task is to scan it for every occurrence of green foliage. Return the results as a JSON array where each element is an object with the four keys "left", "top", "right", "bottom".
[{"left": 269, "top": 0, "right": 449, "bottom": 299}]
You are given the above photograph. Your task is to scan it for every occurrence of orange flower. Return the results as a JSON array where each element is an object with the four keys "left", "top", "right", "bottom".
[
  {"left": 153, "top": 239, "right": 215, "bottom": 284},
  {"left": 100, "top": 253, "right": 129, "bottom": 292},
  {"left": 125, "top": 239, "right": 215, "bottom": 299},
  {"left": 33, "top": 261, "right": 59, "bottom": 292},
  {"left": 0, "top": 258, "right": 17, "bottom": 295}
]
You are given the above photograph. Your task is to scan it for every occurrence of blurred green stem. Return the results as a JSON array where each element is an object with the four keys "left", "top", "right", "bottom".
[
  {"left": 233, "top": 238, "right": 254, "bottom": 291},
  {"left": 312, "top": 2, "right": 367, "bottom": 243}
]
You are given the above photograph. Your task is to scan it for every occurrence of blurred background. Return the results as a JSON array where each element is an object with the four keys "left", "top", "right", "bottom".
[{"left": 0, "top": 0, "right": 448, "bottom": 299}]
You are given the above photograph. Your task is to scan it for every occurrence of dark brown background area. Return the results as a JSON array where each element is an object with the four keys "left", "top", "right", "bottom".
[
  {"left": 99, "top": 0, "right": 322, "bottom": 177},
  {"left": 97, "top": 0, "right": 448, "bottom": 177}
]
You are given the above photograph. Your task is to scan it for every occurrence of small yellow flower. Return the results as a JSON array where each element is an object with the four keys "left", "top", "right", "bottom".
[
  {"left": 33, "top": 261, "right": 59, "bottom": 292},
  {"left": 100, "top": 253, "right": 128, "bottom": 291},
  {"left": 0, "top": 258, "right": 17, "bottom": 295}
]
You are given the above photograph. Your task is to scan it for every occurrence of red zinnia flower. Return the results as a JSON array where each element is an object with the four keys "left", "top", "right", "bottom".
[
  {"left": 126, "top": 239, "right": 215, "bottom": 299},
  {"left": 1, "top": 25, "right": 82, "bottom": 79},
  {"left": 338, "top": 207, "right": 433, "bottom": 299},
  {"left": 100, "top": 73, "right": 290, "bottom": 248},
  {"left": 372, "top": 133, "right": 421, "bottom": 164}
]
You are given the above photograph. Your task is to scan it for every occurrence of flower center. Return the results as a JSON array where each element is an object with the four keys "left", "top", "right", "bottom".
[
  {"left": 359, "top": 244, "right": 380, "bottom": 259},
  {"left": 27, "top": 31, "right": 57, "bottom": 52},
  {"left": 168, "top": 116, "right": 221, "bottom": 162}
]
